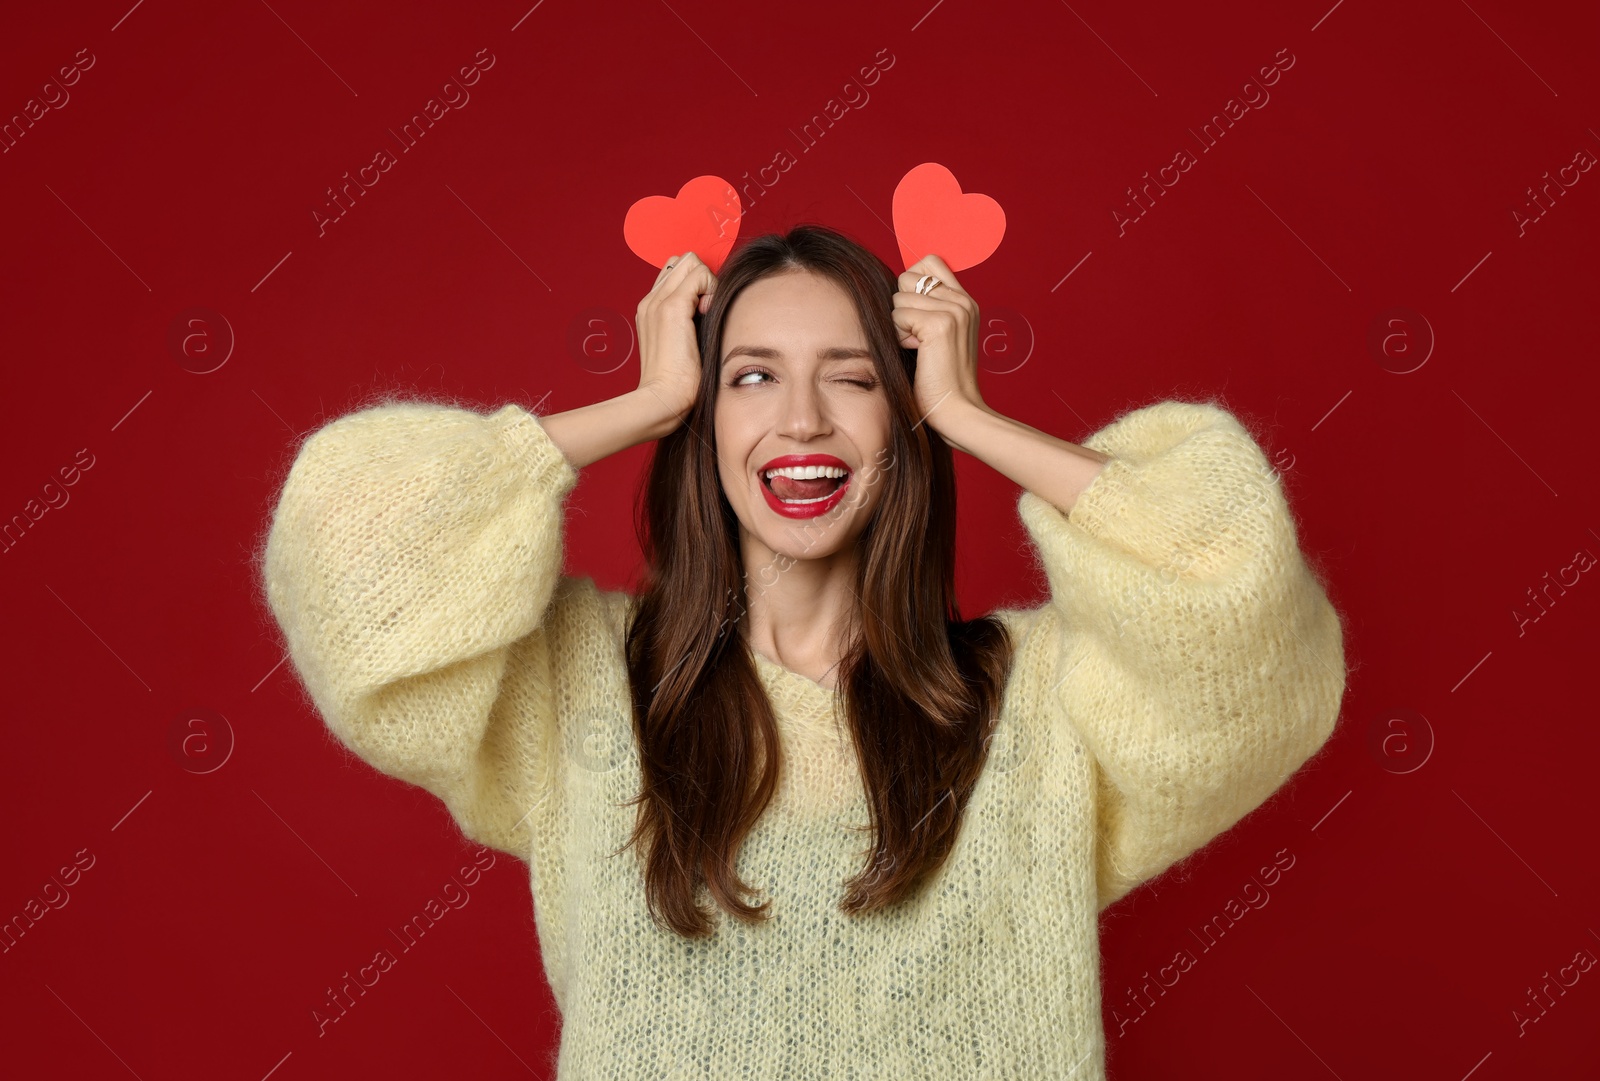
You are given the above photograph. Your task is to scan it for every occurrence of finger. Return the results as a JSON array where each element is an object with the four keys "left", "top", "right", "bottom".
[
  {"left": 644, "top": 255, "right": 707, "bottom": 318},
  {"left": 668, "top": 261, "right": 716, "bottom": 304},
  {"left": 900, "top": 257, "right": 970, "bottom": 305},
  {"left": 903, "top": 253, "right": 960, "bottom": 282},
  {"left": 657, "top": 263, "right": 715, "bottom": 321},
  {"left": 894, "top": 296, "right": 965, "bottom": 349},
  {"left": 893, "top": 289, "right": 966, "bottom": 322},
  {"left": 646, "top": 264, "right": 677, "bottom": 302},
  {"left": 888, "top": 304, "right": 925, "bottom": 347},
  {"left": 899, "top": 273, "right": 970, "bottom": 309},
  {"left": 655, "top": 251, "right": 701, "bottom": 285},
  {"left": 651, "top": 256, "right": 708, "bottom": 306},
  {"left": 900, "top": 280, "right": 970, "bottom": 317}
]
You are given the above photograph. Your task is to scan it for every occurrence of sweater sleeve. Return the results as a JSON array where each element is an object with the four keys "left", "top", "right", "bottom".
[
  {"left": 1017, "top": 399, "right": 1347, "bottom": 912},
  {"left": 258, "top": 399, "right": 583, "bottom": 863}
]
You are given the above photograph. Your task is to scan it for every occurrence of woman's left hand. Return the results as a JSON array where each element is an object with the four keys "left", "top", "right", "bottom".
[{"left": 891, "top": 254, "right": 988, "bottom": 429}]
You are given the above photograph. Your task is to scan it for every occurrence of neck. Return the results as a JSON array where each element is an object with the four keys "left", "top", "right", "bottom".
[{"left": 739, "top": 533, "right": 859, "bottom": 683}]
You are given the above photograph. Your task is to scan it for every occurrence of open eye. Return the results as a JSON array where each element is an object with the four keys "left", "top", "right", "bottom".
[
  {"left": 730, "top": 367, "right": 773, "bottom": 387},
  {"left": 728, "top": 367, "right": 878, "bottom": 389}
]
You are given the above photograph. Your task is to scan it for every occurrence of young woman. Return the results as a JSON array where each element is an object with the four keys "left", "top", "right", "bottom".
[{"left": 259, "top": 224, "right": 1346, "bottom": 1078}]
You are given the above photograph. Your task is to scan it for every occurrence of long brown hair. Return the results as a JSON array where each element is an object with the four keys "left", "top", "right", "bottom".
[{"left": 619, "top": 223, "right": 1015, "bottom": 938}]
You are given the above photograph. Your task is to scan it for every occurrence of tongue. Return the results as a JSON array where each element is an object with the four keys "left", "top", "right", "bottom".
[{"left": 770, "top": 474, "right": 840, "bottom": 501}]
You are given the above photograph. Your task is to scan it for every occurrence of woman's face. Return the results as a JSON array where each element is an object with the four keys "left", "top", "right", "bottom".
[{"left": 713, "top": 268, "right": 894, "bottom": 566}]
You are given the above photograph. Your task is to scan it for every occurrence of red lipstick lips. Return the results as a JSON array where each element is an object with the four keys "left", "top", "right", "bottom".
[{"left": 757, "top": 453, "right": 853, "bottom": 520}]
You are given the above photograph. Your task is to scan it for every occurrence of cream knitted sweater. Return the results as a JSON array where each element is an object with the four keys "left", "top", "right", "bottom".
[{"left": 259, "top": 396, "right": 1346, "bottom": 1079}]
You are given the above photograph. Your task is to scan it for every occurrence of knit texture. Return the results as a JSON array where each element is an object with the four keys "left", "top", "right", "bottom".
[{"left": 259, "top": 396, "right": 1346, "bottom": 1080}]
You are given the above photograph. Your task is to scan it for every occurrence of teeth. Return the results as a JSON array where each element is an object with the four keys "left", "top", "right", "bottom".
[{"left": 762, "top": 464, "right": 849, "bottom": 480}]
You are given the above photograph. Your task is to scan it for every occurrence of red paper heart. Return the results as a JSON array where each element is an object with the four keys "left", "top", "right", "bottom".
[
  {"left": 891, "top": 163, "right": 1006, "bottom": 272},
  {"left": 623, "top": 176, "right": 743, "bottom": 274}
]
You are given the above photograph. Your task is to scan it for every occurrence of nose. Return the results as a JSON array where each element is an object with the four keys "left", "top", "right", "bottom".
[{"left": 777, "top": 379, "right": 831, "bottom": 440}]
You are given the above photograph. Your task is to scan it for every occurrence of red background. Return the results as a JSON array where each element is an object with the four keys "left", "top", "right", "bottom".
[{"left": 3, "top": 0, "right": 1597, "bottom": 1076}]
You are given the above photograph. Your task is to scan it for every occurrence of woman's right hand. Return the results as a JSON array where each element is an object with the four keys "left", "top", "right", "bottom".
[
  {"left": 636, "top": 252, "right": 717, "bottom": 421},
  {"left": 541, "top": 254, "right": 716, "bottom": 469}
]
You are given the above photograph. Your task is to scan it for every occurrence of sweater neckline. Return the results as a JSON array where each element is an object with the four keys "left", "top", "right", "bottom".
[{"left": 751, "top": 650, "right": 836, "bottom": 699}]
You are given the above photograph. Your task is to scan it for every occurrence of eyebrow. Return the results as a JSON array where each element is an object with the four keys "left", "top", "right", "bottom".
[{"left": 722, "top": 345, "right": 874, "bottom": 366}]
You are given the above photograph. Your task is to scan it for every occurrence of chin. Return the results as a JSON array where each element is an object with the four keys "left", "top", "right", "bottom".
[
  {"left": 742, "top": 515, "right": 860, "bottom": 566},
  {"left": 731, "top": 487, "right": 878, "bottom": 565}
]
